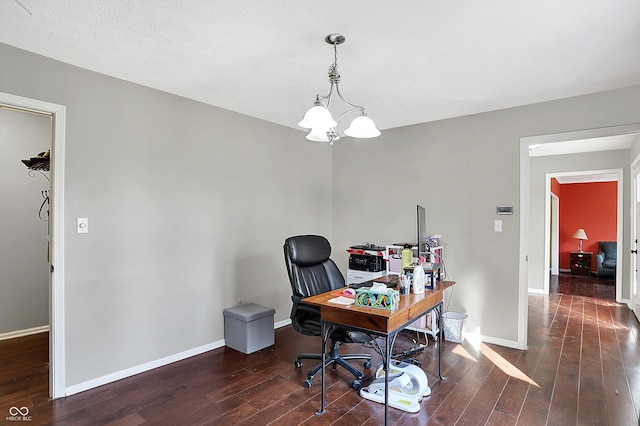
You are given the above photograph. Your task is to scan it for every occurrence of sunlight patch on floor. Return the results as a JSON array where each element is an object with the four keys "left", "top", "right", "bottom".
[{"left": 458, "top": 329, "right": 539, "bottom": 388}]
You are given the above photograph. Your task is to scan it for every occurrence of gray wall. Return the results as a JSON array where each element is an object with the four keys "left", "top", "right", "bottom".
[
  {"left": 0, "top": 108, "right": 51, "bottom": 334},
  {"left": 0, "top": 43, "right": 332, "bottom": 387},
  {"left": 528, "top": 150, "right": 631, "bottom": 295},
  {"left": 332, "top": 85, "right": 640, "bottom": 344},
  {"left": 2, "top": 40, "right": 640, "bottom": 390}
]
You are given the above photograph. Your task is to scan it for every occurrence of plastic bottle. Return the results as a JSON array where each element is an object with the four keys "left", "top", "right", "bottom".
[
  {"left": 413, "top": 264, "right": 425, "bottom": 294},
  {"left": 401, "top": 244, "right": 413, "bottom": 270}
]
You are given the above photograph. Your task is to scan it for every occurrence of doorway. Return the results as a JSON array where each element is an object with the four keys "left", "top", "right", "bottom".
[
  {"left": 544, "top": 170, "right": 622, "bottom": 299},
  {"left": 519, "top": 123, "right": 640, "bottom": 350},
  {"left": 0, "top": 106, "right": 51, "bottom": 340},
  {"left": 0, "top": 92, "right": 66, "bottom": 398}
]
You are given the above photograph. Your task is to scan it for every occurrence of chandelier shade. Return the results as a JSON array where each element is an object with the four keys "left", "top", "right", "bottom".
[
  {"left": 344, "top": 115, "right": 381, "bottom": 138},
  {"left": 306, "top": 128, "right": 339, "bottom": 143},
  {"left": 299, "top": 33, "right": 380, "bottom": 145},
  {"left": 298, "top": 102, "right": 337, "bottom": 129}
]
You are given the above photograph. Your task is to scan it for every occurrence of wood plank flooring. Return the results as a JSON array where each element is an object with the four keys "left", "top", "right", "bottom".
[
  {"left": 1, "top": 293, "right": 638, "bottom": 425},
  {"left": 550, "top": 273, "right": 616, "bottom": 300}
]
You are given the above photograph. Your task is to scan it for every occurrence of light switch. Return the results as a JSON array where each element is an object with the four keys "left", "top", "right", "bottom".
[
  {"left": 494, "top": 220, "right": 502, "bottom": 232},
  {"left": 77, "top": 217, "right": 88, "bottom": 234}
]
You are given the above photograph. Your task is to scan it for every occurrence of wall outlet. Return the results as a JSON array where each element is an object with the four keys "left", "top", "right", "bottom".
[{"left": 494, "top": 220, "right": 502, "bottom": 232}]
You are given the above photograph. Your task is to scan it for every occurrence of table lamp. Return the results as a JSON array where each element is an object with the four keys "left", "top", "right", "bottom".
[{"left": 572, "top": 228, "right": 588, "bottom": 252}]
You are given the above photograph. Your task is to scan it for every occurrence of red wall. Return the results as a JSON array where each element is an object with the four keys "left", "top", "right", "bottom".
[
  {"left": 558, "top": 181, "right": 617, "bottom": 271},
  {"left": 551, "top": 178, "right": 561, "bottom": 196}
]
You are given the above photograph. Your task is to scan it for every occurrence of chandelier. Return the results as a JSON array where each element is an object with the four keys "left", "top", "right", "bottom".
[{"left": 298, "top": 33, "right": 380, "bottom": 144}]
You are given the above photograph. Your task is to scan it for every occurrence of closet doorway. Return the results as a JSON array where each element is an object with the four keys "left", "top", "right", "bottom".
[{"left": 0, "top": 92, "right": 66, "bottom": 398}]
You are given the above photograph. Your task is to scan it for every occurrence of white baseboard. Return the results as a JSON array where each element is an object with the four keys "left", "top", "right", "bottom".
[
  {"left": 65, "top": 338, "right": 225, "bottom": 396},
  {"left": 275, "top": 318, "right": 291, "bottom": 329},
  {"left": 65, "top": 319, "right": 292, "bottom": 397},
  {"left": 465, "top": 331, "right": 523, "bottom": 350},
  {"left": 528, "top": 288, "right": 547, "bottom": 295},
  {"left": 0, "top": 325, "right": 49, "bottom": 341}
]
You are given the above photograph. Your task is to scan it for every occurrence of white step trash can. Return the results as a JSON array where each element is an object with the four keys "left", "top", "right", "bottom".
[{"left": 442, "top": 312, "right": 467, "bottom": 343}]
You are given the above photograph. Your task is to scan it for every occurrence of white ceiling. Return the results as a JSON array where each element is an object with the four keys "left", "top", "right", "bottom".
[{"left": 1, "top": 0, "right": 639, "bottom": 135}]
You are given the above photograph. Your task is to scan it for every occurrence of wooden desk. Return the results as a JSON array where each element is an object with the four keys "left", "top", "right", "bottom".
[{"left": 304, "top": 277, "right": 455, "bottom": 425}]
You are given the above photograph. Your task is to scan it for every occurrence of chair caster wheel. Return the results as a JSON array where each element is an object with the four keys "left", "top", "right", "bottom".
[
  {"left": 295, "top": 360, "right": 302, "bottom": 368},
  {"left": 364, "top": 360, "right": 372, "bottom": 369},
  {"left": 303, "top": 379, "right": 313, "bottom": 388},
  {"left": 352, "top": 380, "right": 362, "bottom": 390}
]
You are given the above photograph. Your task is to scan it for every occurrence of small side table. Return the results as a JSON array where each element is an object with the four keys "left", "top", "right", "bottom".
[{"left": 570, "top": 251, "right": 592, "bottom": 276}]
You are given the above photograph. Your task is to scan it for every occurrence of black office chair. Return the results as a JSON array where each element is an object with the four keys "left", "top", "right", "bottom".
[{"left": 284, "top": 235, "right": 373, "bottom": 390}]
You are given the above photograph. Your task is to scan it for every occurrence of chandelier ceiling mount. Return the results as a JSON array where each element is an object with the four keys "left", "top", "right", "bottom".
[{"left": 298, "top": 33, "right": 380, "bottom": 145}]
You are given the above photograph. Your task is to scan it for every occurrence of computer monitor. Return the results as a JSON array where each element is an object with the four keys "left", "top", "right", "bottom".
[{"left": 417, "top": 204, "right": 427, "bottom": 256}]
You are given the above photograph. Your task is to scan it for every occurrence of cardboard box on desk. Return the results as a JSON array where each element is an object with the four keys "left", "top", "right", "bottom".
[{"left": 354, "top": 288, "right": 400, "bottom": 310}]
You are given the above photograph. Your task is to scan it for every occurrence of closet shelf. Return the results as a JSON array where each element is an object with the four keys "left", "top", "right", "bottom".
[{"left": 21, "top": 150, "right": 50, "bottom": 171}]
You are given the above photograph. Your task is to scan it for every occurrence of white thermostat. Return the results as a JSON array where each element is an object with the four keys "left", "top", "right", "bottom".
[{"left": 497, "top": 205, "right": 513, "bottom": 215}]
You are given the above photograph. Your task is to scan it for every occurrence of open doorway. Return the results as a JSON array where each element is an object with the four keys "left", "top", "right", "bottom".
[
  {"left": 0, "top": 105, "right": 51, "bottom": 338},
  {"left": 519, "top": 123, "right": 640, "bottom": 350},
  {"left": 0, "top": 92, "right": 66, "bottom": 398},
  {"left": 545, "top": 171, "right": 621, "bottom": 300}
]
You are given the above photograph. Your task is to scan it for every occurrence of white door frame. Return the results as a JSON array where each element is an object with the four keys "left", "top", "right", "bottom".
[
  {"left": 0, "top": 92, "right": 66, "bottom": 398},
  {"left": 631, "top": 153, "right": 640, "bottom": 319},
  {"left": 550, "top": 191, "right": 559, "bottom": 276},
  {"left": 520, "top": 123, "right": 640, "bottom": 350},
  {"left": 541, "top": 184, "right": 559, "bottom": 294}
]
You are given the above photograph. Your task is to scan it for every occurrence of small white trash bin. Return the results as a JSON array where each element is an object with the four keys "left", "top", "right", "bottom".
[{"left": 443, "top": 312, "right": 467, "bottom": 343}]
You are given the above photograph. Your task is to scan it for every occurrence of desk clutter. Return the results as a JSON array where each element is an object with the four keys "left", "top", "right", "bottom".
[
  {"left": 347, "top": 240, "right": 445, "bottom": 295},
  {"left": 346, "top": 243, "right": 386, "bottom": 272},
  {"left": 354, "top": 282, "right": 399, "bottom": 310}
]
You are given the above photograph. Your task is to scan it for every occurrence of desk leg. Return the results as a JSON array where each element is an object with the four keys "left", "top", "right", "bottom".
[
  {"left": 315, "top": 322, "right": 328, "bottom": 416},
  {"left": 384, "top": 335, "right": 391, "bottom": 425},
  {"left": 382, "top": 333, "right": 400, "bottom": 426},
  {"left": 437, "top": 302, "right": 445, "bottom": 380}
]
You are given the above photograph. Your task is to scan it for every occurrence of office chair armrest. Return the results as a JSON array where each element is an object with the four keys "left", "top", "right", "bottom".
[
  {"left": 290, "top": 295, "right": 321, "bottom": 321},
  {"left": 291, "top": 295, "right": 321, "bottom": 315}
]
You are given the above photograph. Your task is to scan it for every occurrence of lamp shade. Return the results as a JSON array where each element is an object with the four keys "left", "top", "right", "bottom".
[
  {"left": 298, "top": 105, "right": 337, "bottom": 129},
  {"left": 306, "top": 128, "right": 337, "bottom": 143},
  {"left": 344, "top": 115, "right": 381, "bottom": 138},
  {"left": 572, "top": 228, "right": 588, "bottom": 240}
]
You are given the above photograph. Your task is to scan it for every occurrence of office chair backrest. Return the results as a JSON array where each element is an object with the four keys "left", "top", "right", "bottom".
[{"left": 284, "top": 235, "right": 345, "bottom": 298}]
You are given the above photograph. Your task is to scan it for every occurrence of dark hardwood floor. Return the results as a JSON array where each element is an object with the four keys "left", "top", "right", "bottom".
[
  {"left": 1, "top": 293, "right": 639, "bottom": 425},
  {"left": 550, "top": 272, "right": 616, "bottom": 300}
]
